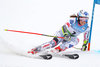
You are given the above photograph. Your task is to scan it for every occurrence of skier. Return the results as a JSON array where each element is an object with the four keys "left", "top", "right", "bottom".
[{"left": 28, "top": 10, "right": 90, "bottom": 55}]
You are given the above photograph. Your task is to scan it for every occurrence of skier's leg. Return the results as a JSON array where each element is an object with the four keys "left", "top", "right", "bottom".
[
  {"left": 28, "top": 29, "right": 64, "bottom": 54},
  {"left": 50, "top": 37, "right": 79, "bottom": 53},
  {"left": 30, "top": 38, "right": 60, "bottom": 54}
]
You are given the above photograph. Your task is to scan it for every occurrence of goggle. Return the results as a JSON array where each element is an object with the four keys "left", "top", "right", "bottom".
[{"left": 79, "top": 17, "right": 88, "bottom": 22}]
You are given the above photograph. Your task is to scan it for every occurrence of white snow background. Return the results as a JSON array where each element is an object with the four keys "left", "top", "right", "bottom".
[{"left": 0, "top": 0, "right": 100, "bottom": 67}]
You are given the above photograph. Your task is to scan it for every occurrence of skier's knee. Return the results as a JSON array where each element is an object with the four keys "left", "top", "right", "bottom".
[
  {"left": 53, "top": 37, "right": 58, "bottom": 43},
  {"left": 50, "top": 37, "right": 59, "bottom": 47},
  {"left": 53, "top": 37, "right": 59, "bottom": 46}
]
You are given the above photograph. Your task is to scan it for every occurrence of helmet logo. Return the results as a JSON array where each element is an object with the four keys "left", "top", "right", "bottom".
[{"left": 84, "top": 12, "right": 88, "bottom": 16}]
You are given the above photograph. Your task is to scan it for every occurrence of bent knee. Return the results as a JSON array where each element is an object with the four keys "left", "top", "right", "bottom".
[{"left": 50, "top": 37, "right": 59, "bottom": 47}]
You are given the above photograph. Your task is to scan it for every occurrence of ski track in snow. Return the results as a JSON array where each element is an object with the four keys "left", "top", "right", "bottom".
[
  {"left": 0, "top": 41, "right": 100, "bottom": 67},
  {"left": 0, "top": 0, "right": 100, "bottom": 67},
  {"left": 0, "top": 33, "right": 100, "bottom": 67}
]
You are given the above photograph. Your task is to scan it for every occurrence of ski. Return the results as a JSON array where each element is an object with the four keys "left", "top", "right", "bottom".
[
  {"left": 39, "top": 53, "right": 79, "bottom": 60},
  {"left": 39, "top": 54, "right": 52, "bottom": 60},
  {"left": 62, "top": 54, "right": 79, "bottom": 59}
]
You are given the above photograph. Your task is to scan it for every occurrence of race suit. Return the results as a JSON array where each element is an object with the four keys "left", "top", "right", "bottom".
[{"left": 29, "top": 18, "right": 90, "bottom": 54}]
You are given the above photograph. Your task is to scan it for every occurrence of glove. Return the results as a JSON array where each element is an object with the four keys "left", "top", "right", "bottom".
[
  {"left": 81, "top": 44, "right": 87, "bottom": 51},
  {"left": 64, "top": 35, "right": 71, "bottom": 41}
]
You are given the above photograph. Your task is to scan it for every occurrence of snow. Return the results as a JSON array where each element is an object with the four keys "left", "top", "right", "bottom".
[
  {"left": 0, "top": 0, "right": 100, "bottom": 67},
  {"left": 0, "top": 49, "right": 100, "bottom": 67}
]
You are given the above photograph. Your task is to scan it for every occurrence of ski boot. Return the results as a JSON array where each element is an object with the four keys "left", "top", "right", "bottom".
[{"left": 28, "top": 46, "right": 41, "bottom": 54}]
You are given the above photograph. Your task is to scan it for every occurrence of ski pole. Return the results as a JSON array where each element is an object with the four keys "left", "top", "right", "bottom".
[
  {"left": 4, "top": 29, "right": 64, "bottom": 39},
  {"left": 73, "top": 47, "right": 89, "bottom": 51},
  {"left": 73, "top": 47, "right": 81, "bottom": 50}
]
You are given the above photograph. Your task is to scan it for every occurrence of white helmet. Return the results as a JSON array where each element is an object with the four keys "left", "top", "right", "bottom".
[
  {"left": 77, "top": 10, "right": 89, "bottom": 22},
  {"left": 77, "top": 10, "right": 89, "bottom": 18}
]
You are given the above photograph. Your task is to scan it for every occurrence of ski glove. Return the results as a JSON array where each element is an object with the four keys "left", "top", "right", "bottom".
[
  {"left": 64, "top": 35, "right": 71, "bottom": 41},
  {"left": 81, "top": 44, "right": 87, "bottom": 51}
]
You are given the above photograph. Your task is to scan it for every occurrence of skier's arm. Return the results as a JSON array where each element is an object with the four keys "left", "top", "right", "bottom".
[
  {"left": 81, "top": 27, "right": 90, "bottom": 51},
  {"left": 62, "top": 18, "right": 76, "bottom": 41}
]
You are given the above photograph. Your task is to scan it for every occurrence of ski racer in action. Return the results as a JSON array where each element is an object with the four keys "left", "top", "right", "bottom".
[{"left": 28, "top": 10, "right": 90, "bottom": 55}]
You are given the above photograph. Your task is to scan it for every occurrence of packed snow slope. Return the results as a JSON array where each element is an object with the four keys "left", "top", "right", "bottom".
[
  {"left": 0, "top": 0, "right": 100, "bottom": 67},
  {"left": 0, "top": 38, "right": 100, "bottom": 67}
]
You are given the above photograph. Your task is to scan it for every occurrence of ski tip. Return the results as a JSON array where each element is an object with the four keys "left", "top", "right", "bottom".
[
  {"left": 64, "top": 54, "right": 79, "bottom": 59},
  {"left": 72, "top": 54, "right": 79, "bottom": 59},
  {"left": 4, "top": 29, "right": 8, "bottom": 31},
  {"left": 40, "top": 54, "right": 52, "bottom": 60}
]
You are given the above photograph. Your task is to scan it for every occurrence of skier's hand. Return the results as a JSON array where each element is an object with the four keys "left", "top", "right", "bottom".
[
  {"left": 64, "top": 35, "right": 71, "bottom": 41},
  {"left": 81, "top": 44, "right": 87, "bottom": 51}
]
